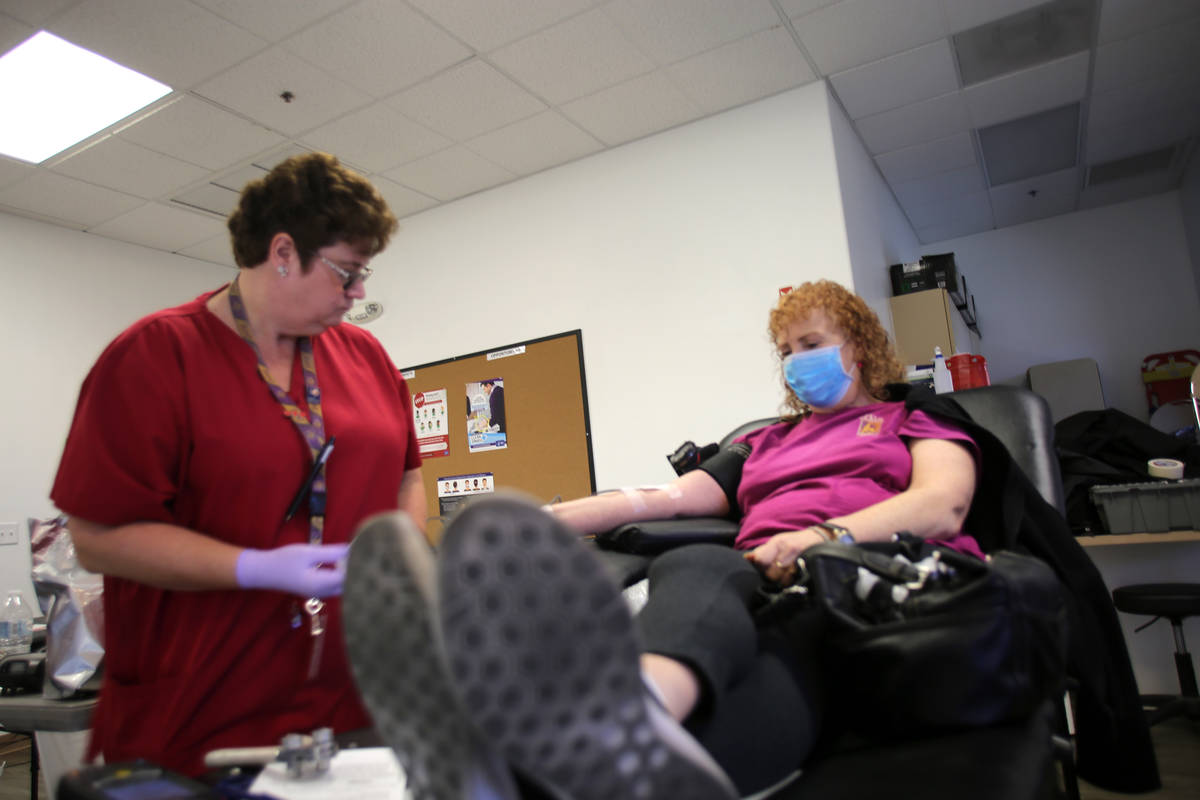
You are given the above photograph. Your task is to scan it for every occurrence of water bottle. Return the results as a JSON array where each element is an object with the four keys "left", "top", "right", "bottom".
[
  {"left": 0, "top": 591, "right": 34, "bottom": 656},
  {"left": 932, "top": 347, "right": 954, "bottom": 394}
]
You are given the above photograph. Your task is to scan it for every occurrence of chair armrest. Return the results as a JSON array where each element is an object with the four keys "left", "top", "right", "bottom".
[{"left": 594, "top": 518, "right": 738, "bottom": 555}]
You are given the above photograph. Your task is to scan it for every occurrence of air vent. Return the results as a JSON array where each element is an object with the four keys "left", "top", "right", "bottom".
[
  {"left": 953, "top": 0, "right": 1096, "bottom": 86},
  {"left": 978, "top": 104, "right": 1080, "bottom": 187},
  {"left": 1086, "top": 145, "right": 1179, "bottom": 186}
]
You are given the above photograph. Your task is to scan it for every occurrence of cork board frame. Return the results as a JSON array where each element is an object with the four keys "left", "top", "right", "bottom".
[{"left": 401, "top": 330, "right": 595, "bottom": 542}]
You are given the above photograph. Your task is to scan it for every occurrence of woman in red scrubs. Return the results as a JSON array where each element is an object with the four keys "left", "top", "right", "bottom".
[{"left": 52, "top": 152, "right": 423, "bottom": 775}]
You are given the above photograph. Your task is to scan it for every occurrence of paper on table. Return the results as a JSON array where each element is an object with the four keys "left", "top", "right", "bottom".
[{"left": 248, "top": 747, "right": 409, "bottom": 800}]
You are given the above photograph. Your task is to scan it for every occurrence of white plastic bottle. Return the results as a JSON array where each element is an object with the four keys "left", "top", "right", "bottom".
[
  {"left": 932, "top": 347, "right": 954, "bottom": 394},
  {"left": 0, "top": 591, "right": 34, "bottom": 656}
]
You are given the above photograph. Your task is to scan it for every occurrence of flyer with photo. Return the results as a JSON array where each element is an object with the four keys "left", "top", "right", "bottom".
[
  {"left": 465, "top": 377, "right": 507, "bottom": 452},
  {"left": 436, "top": 472, "right": 495, "bottom": 516}
]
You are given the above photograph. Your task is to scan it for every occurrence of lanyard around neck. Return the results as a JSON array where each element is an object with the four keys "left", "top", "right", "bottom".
[{"left": 227, "top": 277, "right": 327, "bottom": 544}]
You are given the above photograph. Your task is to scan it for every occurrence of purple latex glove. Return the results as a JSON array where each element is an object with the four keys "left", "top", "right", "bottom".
[{"left": 235, "top": 543, "right": 350, "bottom": 598}]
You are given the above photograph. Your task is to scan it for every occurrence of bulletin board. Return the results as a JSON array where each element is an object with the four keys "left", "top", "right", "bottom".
[{"left": 400, "top": 330, "right": 595, "bottom": 543}]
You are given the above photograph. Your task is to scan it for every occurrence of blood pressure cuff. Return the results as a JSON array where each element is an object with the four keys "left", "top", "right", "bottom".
[{"left": 696, "top": 441, "right": 751, "bottom": 509}]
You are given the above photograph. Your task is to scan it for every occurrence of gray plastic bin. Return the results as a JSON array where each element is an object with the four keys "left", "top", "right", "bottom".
[{"left": 1089, "top": 479, "right": 1200, "bottom": 534}]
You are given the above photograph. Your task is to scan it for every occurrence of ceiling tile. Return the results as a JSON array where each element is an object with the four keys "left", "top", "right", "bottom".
[
  {"left": 1088, "top": 69, "right": 1200, "bottom": 132},
  {"left": 0, "top": 155, "right": 35, "bottom": 190},
  {"left": 891, "top": 163, "right": 988, "bottom": 208},
  {"left": 668, "top": 27, "right": 817, "bottom": 114},
  {"left": 989, "top": 166, "right": 1079, "bottom": 227},
  {"left": 188, "top": 0, "right": 356, "bottom": 42},
  {"left": 561, "top": 70, "right": 704, "bottom": 146},
  {"left": 194, "top": 47, "right": 374, "bottom": 138},
  {"left": 1093, "top": 18, "right": 1199, "bottom": 95},
  {"left": 0, "top": 14, "right": 35, "bottom": 55},
  {"left": 465, "top": 111, "right": 602, "bottom": 174},
  {"left": 300, "top": 105, "right": 450, "bottom": 173},
  {"left": 902, "top": 186, "right": 993, "bottom": 229},
  {"left": 49, "top": 137, "right": 209, "bottom": 199},
  {"left": 407, "top": 0, "right": 601, "bottom": 52},
  {"left": 1080, "top": 167, "right": 1180, "bottom": 211},
  {"left": 939, "top": 0, "right": 1047, "bottom": 34},
  {"left": 172, "top": 184, "right": 240, "bottom": 217},
  {"left": 89, "top": 202, "right": 226, "bottom": 252},
  {"left": 0, "top": 0, "right": 80, "bottom": 28},
  {"left": 48, "top": 0, "right": 264, "bottom": 89},
  {"left": 962, "top": 51, "right": 1089, "bottom": 129},
  {"left": 283, "top": 0, "right": 471, "bottom": 98},
  {"left": 387, "top": 60, "right": 546, "bottom": 142},
  {"left": 117, "top": 95, "right": 285, "bottom": 170},
  {"left": 1098, "top": 0, "right": 1200, "bottom": 43},
  {"left": 252, "top": 144, "right": 316, "bottom": 170},
  {"left": 829, "top": 40, "right": 959, "bottom": 120},
  {"left": 489, "top": 8, "right": 656, "bottom": 104},
  {"left": 177, "top": 233, "right": 237, "bottom": 268},
  {"left": 384, "top": 146, "right": 514, "bottom": 202},
  {"left": 0, "top": 171, "right": 143, "bottom": 227},
  {"left": 1086, "top": 106, "right": 1200, "bottom": 163},
  {"left": 604, "top": 0, "right": 781, "bottom": 66},
  {"left": 370, "top": 176, "right": 438, "bottom": 219},
  {"left": 791, "top": 0, "right": 947, "bottom": 75},
  {"left": 875, "top": 131, "right": 976, "bottom": 184},
  {"left": 855, "top": 91, "right": 970, "bottom": 155}
]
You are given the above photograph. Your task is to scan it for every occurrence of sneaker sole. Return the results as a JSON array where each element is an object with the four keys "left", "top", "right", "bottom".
[
  {"left": 437, "top": 494, "right": 737, "bottom": 800},
  {"left": 342, "top": 511, "right": 492, "bottom": 800}
]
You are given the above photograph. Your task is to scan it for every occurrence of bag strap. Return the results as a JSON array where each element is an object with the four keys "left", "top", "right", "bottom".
[{"left": 799, "top": 540, "right": 986, "bottom": 588}]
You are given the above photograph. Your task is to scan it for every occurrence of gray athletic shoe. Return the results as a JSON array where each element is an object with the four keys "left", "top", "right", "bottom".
[
  {"left": 342, "top": 511, "right": 519, "bottom": 800},
  {"left": 437, "top": 494, "right": 739, "bottom": 800}
]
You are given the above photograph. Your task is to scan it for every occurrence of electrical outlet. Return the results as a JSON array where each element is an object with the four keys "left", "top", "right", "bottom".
[{"left": 0, "top": 522, "right": 19, "bottom": 546}]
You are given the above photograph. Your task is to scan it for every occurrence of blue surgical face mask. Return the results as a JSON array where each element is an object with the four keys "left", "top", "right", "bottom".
[{"left": 783, "top": 344, "right": 854, "bottom": 409}]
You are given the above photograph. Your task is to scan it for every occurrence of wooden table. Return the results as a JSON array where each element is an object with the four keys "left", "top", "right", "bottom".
[{"left": 1076, "top": 530, "right": 1200, "bottom": 547}]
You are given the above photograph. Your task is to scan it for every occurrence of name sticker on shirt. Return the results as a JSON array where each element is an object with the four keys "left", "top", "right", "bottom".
[{"left": 857, "top": 413, "right": 884, "bottom": 437}]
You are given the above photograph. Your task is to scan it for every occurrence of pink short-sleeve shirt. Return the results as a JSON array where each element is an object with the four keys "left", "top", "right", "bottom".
[{"left": 734, "top": 401, "right": 982, "bottom": 557}]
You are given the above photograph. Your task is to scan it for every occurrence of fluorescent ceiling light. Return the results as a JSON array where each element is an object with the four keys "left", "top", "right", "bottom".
[{"left": 0, "top": 31, "right": 172, "bottom": 164}]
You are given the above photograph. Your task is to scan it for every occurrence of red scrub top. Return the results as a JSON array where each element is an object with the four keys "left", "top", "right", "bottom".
[{"left": 51, "top": 288, "right": 422, "bottom": 775}]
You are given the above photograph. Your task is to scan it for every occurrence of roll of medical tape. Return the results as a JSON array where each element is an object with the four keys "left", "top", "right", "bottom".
[{"left": 1147, "top": 458, "right": 1185, "bottom": 480}]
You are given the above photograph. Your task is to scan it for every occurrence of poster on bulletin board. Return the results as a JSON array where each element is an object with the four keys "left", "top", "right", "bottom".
[
  {"left": 466, "top": 377, "right": 507, "bottom": 452},
  {"left": 412, "top": 388, "right": 449, "bottom": 459}
]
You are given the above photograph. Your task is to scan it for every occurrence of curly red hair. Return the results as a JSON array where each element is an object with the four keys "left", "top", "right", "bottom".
[{"left": 768, "top": 280, "right": 905, "bottom": 417}]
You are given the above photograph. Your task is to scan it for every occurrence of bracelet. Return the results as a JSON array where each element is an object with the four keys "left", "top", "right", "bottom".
[{"left": 814, "top": 521, "right": 855, "bottom": 544}]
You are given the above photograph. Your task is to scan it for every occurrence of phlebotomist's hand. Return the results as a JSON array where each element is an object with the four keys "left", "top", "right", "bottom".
[{"left": 235, "top": 543, "right": 350, "bottom": 597}]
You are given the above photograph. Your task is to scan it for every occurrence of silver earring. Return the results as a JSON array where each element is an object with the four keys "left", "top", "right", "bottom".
[{"left": 277, "top": 264, "right": 289, "bottom": 277}]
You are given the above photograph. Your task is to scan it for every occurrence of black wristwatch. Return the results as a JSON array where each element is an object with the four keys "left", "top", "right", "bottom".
[{"left": 814, "top": 521, "right": 856, "bottom": 545}]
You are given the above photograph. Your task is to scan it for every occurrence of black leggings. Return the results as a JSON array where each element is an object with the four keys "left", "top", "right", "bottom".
[{"left": 635, "top": 544, "right": 825, "bottom": 794}]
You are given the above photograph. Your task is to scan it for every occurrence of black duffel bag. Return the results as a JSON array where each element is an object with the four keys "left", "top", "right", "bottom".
[{"left": 796, "top": 536, "right": 1068, "bottom": 738}]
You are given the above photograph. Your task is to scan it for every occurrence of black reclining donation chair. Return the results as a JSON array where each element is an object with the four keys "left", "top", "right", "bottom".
[{"left": 589, "top": 385, "right": 1160, "bottom": 800}]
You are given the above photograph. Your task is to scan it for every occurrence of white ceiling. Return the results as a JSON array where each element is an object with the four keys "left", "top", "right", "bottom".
[{"left": 0, "top": 0, "right": 1196, "bottom": 265}]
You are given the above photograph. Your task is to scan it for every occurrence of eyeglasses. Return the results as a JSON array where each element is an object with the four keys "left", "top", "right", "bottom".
[{"left": 318, "top": 254, "right": 373, "bottom": 290}]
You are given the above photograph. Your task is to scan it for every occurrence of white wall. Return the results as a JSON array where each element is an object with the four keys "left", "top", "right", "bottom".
[
  {"left": 825, "top": 90, "right": 921, "bottom": 335},
  {"left": 0, "top": 213, "right": 234, "bottom": 603},
  {"left": 924, "top": 193, "right": 1200, "bottom": 421},
  {"left": 367, "top": 83, "right": 854, "bottom": 490},
  {"left": 1182, "top": 154, "right": 1200, "bottom": 301}
]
